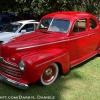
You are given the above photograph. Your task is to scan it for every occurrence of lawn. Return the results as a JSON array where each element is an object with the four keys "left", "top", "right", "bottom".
[{"left": 0, "top": 55, "right": 100, "bottom": 100}]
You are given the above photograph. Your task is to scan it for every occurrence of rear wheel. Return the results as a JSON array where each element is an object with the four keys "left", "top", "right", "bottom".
[{"left": 39, "top": 63, "right": 59, "bottom": 85}]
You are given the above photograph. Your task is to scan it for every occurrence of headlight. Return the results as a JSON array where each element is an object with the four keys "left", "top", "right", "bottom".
[{"left": 18, "top": 60, "right": 26, "bottom": 71}]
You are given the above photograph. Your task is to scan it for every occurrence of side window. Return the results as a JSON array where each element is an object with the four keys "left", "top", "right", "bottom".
[
  {"left": 20, "top": 24, "right": 34, "bottom": 32},
  {"left": 90, "top": 18, "right": 97, "bottom": 29},
  {"left": 73, "top": 19, "right": 86, "bottom": 33}
]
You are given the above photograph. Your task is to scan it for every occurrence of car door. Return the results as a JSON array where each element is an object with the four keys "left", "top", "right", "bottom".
[
  {"left": 88, "top": 18, "right": 100, "bottom": 53},
  {"left": 67, "top": 18, "right": 91, "bottom": 66}
]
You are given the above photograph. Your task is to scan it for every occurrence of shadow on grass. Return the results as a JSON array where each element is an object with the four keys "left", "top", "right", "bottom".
[{"left": 0, "top": 55, "right": 98, "bottom": 100}]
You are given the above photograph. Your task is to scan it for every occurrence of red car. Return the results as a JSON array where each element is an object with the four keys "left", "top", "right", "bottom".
[{"left": 0, "top": 11, "right": 100, "bottom": 89}]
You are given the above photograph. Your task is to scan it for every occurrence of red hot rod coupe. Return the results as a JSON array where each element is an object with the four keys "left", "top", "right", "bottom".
[{"left": 0, "top": 11, "right": 100, "bottom": 89}]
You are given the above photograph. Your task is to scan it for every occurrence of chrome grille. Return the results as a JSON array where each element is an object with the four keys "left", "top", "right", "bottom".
[{"left": 0, "top": 57, "right": 22, "bottom": 79}]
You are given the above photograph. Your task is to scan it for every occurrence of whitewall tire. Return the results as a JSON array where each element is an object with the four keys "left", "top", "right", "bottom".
[{"left": 39, "top": 63, "right": 59, "bottom": 85}]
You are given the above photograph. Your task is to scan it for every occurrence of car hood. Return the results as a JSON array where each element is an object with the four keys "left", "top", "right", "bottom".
[
  {"left": 5, "top": 30, "right": 66, "bottom": 48},
  {"left": 1, "top": 30, "right": 66, "bottom": 57},
  {"left": 0, "top": 32, "right": 15, "bottom": 41},
  {"left": 0, "top": 32, "right": 13, "bottom": 35}
]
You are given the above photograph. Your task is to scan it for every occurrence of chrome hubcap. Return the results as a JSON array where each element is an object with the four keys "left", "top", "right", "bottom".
[{"left": 44, "top": 68, "right": 53, "bottom": 78}]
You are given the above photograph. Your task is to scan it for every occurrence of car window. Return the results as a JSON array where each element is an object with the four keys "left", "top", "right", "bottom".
[
  {"left": 90, "top": 18, "right": 97, "bottom": 29},
  {"left": 48, "top": 19, "right": 70, "bottom": 33},
  {"left": 38, "top": 18, "right": 70, "bottom": 33},
  {"left": 2, "top": 23, "right": 22, "bottom": 32},
  {"left": 73, "top": 19, "right": 86, "bottom": 33},
  {"left": 38, "top": 18, "right": 52, "bottom": 30},
  {"left": 20, "top": 24, "right": 34, "bottom": 32}
]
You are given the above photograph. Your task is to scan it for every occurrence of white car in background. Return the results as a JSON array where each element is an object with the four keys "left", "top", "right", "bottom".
[{"left": 0, "top": 20, "right": 39, "bottom": 43}]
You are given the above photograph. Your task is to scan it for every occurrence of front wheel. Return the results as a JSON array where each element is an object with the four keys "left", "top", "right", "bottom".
[{"left": 39, "top": 63, "right": 59, "bottom": 85}]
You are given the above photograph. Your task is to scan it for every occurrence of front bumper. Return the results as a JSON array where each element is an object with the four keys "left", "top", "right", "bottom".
[{"left": 0, "top": 74, "right": 28, "bottom": 89}]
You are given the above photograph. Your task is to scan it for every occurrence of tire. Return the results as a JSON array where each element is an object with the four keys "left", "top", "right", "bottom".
[{"left": 39, "top": 63, "right": 59, "bottom": 85}]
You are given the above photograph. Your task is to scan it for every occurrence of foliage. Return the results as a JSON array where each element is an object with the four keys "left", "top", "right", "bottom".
[
  {"left": 82, "top": 0, "right": 100, "bottom": 14},
  {"left": 0, "top": 0, "right": 100, "bottom": 18}
]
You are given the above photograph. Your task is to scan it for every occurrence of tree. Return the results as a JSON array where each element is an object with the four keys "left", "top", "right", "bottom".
[
  {"left": 83, "top": 0, "right": 100, "bottom": 14},
  {"left": 0, "top": 0, "right": 100, "bottom": 18}
]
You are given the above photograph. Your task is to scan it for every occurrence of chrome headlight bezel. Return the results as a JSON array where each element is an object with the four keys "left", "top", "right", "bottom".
[{"left": 18, "top": 60, "right": 26, "bottom": 71}]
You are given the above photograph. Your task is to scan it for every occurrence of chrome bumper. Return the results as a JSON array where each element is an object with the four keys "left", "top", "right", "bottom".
[{"left": 0, "top": 74, "right": 28, "bottom": 89}]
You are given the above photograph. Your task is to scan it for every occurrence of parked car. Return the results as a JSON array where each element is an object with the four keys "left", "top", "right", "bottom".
[
  {"left": 0, "top": 20, "right": 39, "bottom": 43},
  {"left": 0, "top": 14, "right": 20, "bottom": 30},
  {"left": 0, "top": 11, "right": 100, "bottom": 89}
]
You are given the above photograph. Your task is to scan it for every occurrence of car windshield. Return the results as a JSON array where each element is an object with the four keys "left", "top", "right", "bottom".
[
  {"left": 38, "top": 18, "right": 70, "bottom": 33},
  {"left": 2, "top": 23, "right": 22, "bottom": 33}
]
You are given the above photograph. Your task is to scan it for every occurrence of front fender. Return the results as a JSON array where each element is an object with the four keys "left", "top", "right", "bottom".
[{"left": 21, "top": 48, "right": 70, "bottom": 83}]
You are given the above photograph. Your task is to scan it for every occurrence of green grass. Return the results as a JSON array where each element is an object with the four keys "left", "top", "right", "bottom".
[{"left": 0, "top": 55, "right": 100, "bottom": 100}]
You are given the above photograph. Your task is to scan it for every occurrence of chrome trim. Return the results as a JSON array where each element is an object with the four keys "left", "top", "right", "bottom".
[
  {"left": 0, "top": 56, "right": 17, "bottom": 67},
  {"left": 16, "top": 32, "right": 100, "bottom": 50},
  {"left": 36, "top": 53, "right": 68, "bottom": 67},
  {"left": 19, "top": 60, "right": 26, "bottom": 71},
  {"left": 69, "top": 34, "right": 90, "bottom": 41},
  {"left": 16, "top": 35, "right": 86, "bottom": 50},
  {"left": 16, "top": 40, "right": 66, "bottom": 50},
  {"left": 0, "top": 74, "right": 28, "bottom": 89},
  {"left": 70, "top": 32, "right": 100, "bottom": 40}
]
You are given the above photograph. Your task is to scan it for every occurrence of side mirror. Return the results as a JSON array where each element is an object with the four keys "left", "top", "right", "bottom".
[{"left": 21, "top": 29, "right": 26, "bottom": 34}]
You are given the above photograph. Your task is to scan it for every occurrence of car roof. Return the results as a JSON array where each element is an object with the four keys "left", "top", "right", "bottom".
[
  {"left": 42, "top": 11, "right": 94, "bottom": 20},
  {"left": 12, "top": 20, "right": 39, "bottom": 24}
]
